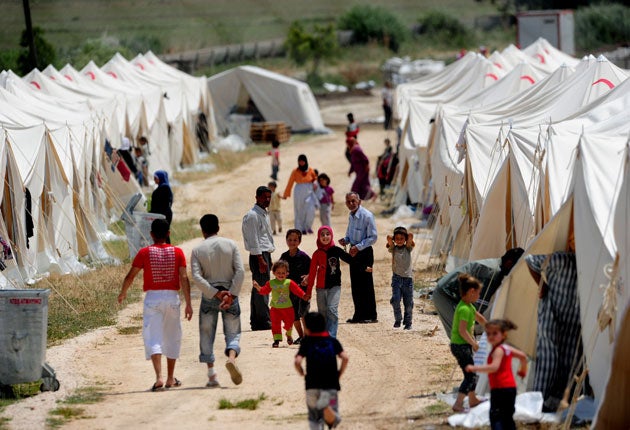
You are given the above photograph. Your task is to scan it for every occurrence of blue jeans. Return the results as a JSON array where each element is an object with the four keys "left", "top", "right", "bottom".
[
  {"left": 390, "top": 274, "right": 413, "bottom": 325},
  {"left": 199, "top": 295, "right": 241, "bottom": 364},
  {"left": 316, "top": 286, "right": 341, "bottom": 337}
]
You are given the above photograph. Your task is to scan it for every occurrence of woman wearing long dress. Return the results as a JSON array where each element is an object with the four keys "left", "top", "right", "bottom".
[
  {"left": 150, "top": 170, "right": 174, "bottom": 242},
  {"left": 347, "top": 137, "right": 375, "bottom": 200},
  {"left": 283, "top": 154, "right": 318, "bottom": 234}
]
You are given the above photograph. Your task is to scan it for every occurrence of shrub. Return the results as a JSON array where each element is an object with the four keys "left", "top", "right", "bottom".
[
  {"left": 338, "top": 5, "right": 407, "bottom": 53},
  {"left": 17, "top": 26, "right": 57, "bottom": 74},
  {"left": 286, "top": 21, "right": 338, "bottom": 77},
  {"left": 58, "top": 37, "right": 133, "bottom": 69},
  {"left": 416, "top": 10, "right": 477, "bottom": 49},
  {"left": 575, "top": 4, "right": 630, "bottom": 51}
]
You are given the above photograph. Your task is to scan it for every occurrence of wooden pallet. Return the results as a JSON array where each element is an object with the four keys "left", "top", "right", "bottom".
[{"left": 250, "top": 122, "right": 291, "bottom": 143}]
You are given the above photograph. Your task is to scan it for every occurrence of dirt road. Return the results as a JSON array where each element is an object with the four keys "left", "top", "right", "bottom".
[{"left": 3, "top": 94, "right": 455, "bottom": 429}]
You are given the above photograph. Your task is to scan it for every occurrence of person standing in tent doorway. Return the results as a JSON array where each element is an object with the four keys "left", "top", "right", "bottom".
[
  {"left": 381, "top": 81, "right": 394, "bottom": 130},
  {"left": 525, "top": 235, "right": 583, "bottom": 412},
  {"left": 151, "top": 170, "right": 173, "bottom": 244},
  {"left": 345, "top": 113, "right": 359, "bottom": 162},
  {"left": 242, "top": 185, "right": 274, "bottom": 331},
  {"left": 268, "top": 139, "right": 280, "bottom": 180},
  {"left": 118, "top": 218, "right": 193, "bottom": 392},
  {"left": 339, "top": 192, "right": 378, "bottom": 324},
  {"left": 283, "top": 155, "right": 318, "bottom": 235}
]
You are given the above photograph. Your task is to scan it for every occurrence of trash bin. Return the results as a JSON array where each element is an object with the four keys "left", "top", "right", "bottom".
[
  {"left": 124, "top": 212, "right": 166, "bottom": 259},
  {"left": 0, "top": 289, "right": 50, "bottom": 385}
]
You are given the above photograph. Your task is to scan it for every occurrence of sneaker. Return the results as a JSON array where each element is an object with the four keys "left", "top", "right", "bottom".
[
  {"left": 393, "top": 321, "right": 401, "bottom": 328},
  {"left": 272, "top": 340, "right": 280, "bottom": 348},
  {"left": 206, "top": 375, "right": 220, "bottom": 388},
  {"left": 293, "top": 337, "right": 302, "bottom": 345},
  {"left": 404, "top": 324, "right": 412, "bottom": 330},
  {"left": 225, "top": 360, "right": 243, "bottom": 385},
  {"left": 287, "top": 335, "right": 293, "bottom": 345}
]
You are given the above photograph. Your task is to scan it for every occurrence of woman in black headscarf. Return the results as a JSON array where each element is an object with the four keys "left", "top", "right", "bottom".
[{"left": 151, "top": 169, "right": 173, "bottom": 230}]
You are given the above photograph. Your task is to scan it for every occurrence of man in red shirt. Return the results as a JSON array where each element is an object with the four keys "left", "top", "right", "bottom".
[{"left": 118, "top": 219, "right": 193, "bottom": 391}]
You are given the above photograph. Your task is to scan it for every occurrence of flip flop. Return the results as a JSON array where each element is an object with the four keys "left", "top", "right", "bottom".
[
  {"left": 225, "top": 360, "right": 243, "bottom": 385},
  {"left": 165, "top": 378, "right": 182, "bottom": 389},
  {"left": 151, "top": 382, "right": 165, "bottom": 392}
]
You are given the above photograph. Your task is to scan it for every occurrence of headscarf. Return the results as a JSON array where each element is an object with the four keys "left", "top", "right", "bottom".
[
  {"left": 297, "top": 154, "right": 308, "bottom": 172},
  {"left": 316, "top": 225, "right": 335, "bottom": 251},
  {"left": 154, "top": 170, "right": 170, "bottom": 187}
]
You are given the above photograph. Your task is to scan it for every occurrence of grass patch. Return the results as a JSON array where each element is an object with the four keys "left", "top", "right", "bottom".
[
  {"left": 63, "top": 387, "right": 106, "bottom": 405},
  {"left": 117, "top": 325, "right": 142, "bottom": 335},
  {"left": 169, "top": 218, "right": 200, "bottom": 245},
  {"left": 423, "top": 400, "right": 451, "bottom": 416},
  {"left": 45, "top": 387, "right": 106, "bottom": 428},
  {"left": 218, "top": 393, "right": 267, "bottom": 410},
  {"left": 46, "top": 406, "right": 85, "bottom": 428}
]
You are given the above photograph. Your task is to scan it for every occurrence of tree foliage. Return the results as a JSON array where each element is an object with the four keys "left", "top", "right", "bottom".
[
  {"left": 285, "top": 21, "right": 338, "bottom": 77},
  {"left": 575, "top": 4, "right": 630, "bottom": 51},
  {"left": 17, "top": 26, "right": 57, "bottom": 74},
  {"left": 338, "top": 5, "right": 407, "bottom": 53},
  {"left": 417, "top": 10, "right": 477, "bottom": 49}
]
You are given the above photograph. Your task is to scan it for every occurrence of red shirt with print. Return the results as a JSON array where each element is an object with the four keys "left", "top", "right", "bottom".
[{"left": 132, "top": 244, "right": 186, "bottom": 291}]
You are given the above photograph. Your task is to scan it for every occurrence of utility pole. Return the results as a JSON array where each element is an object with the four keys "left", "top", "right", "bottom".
[{"left": 22, "top": 0, "right": 38, "bottom": 68}]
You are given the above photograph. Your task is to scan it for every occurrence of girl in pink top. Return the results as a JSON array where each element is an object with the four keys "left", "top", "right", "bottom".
[{"left": 466, "top": 319, "right": 528, "bottom": 430}]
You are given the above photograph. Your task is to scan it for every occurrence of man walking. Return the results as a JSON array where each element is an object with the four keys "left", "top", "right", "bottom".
[
  {"left": 118, "top": 219, "right": 193, "bottom": 391},
  {"left": 339, "top": 192, "right": 378, "bottom": 323},
  {"left": 191, "top": 214, "right": 244, "bottom": 387},
  {"left": 242, "top": 185, "right": 275, "bottom": 331}
]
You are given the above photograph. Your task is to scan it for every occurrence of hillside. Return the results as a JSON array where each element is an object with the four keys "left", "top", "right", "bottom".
[{"left": 1, "top": 0, "right": 499, "bottom": 52}]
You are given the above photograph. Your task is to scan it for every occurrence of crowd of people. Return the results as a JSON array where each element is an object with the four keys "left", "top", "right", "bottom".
[{"left": 115, "top": 99, "right": 584, "bottom": 430}]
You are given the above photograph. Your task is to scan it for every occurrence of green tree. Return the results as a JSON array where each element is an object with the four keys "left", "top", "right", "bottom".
[
  {"left": 285, "top": 21, "right": 338, "bottom": 79},
  {"left": 17, "top": 26, "right": 56, "bottom": 74},
  {"left": 417, "top": 10, "right": 477, "bottom": 49},
  {"left": 338, "top": 5, "right": 407, "bottom": 52}
]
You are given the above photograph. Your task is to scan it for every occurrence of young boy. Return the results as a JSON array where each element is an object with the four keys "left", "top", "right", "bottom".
[
  {"left": 280, "top": 229, "right": 311, "bottom": 344},
  {"left": 295, "top": 312, "right": 349, "bottom": 429},
  {"left": 386, "top": 226, "right": 415, "bottom": 330},
  {"left": 268, "top": 181, "right": 282, "bottom": 235}
]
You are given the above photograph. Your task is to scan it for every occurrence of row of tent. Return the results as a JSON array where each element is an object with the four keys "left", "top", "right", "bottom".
[
  {"left": 393, "top": 38, "right": 629, "bottom": 424},
  {"left": 0, "top": 52, "right": 325, "bottom": 288}
]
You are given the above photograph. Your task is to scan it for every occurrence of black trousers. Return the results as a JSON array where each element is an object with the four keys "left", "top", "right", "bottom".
[
  {"left": 249, "top": 252, "right": 272, "bottom": 331},
  {"left": 349, "top": 246, "right": 377, "bottom": 321},
  {"left": 490, "top": 387, "right": 516, "bottom": 430}
]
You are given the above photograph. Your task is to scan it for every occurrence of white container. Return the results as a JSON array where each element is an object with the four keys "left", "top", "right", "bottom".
[
  {"left": 124, "top": 212, "right": 166, "bottom": 259},
  {"left": 0, "top": 289, "right": 50, "bottom": 385}
]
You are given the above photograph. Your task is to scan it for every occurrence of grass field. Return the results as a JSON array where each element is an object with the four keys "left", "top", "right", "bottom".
[{"left": 1, "top": 0, "right": 500, "bottom": 52}]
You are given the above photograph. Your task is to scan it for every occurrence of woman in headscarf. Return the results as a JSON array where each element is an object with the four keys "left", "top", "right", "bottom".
[
  {"left": 283, "top": 154, "right": 318, "bottom": 234},
  {"left": 151, "top": 170, "right": 173, "bottom": 242},
  {"left": 347, "top": 137, "right": 376, "bottom": 201}
]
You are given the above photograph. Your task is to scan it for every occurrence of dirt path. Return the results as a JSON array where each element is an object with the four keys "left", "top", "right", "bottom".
[{"left": 3, "top": 94, "right": 455, "bottom": 429}]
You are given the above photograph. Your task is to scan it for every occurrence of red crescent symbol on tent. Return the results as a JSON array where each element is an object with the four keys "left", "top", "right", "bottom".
[
  {"left": 107, "top": 71, "right": 118, "bottom": 79},
  {"left": 592, "top": 78, "right": 615, "bottom": 89},
  {"left": 520, "top": 75, "right": 535, "bottom": 84},
  {"left": 135, "top": 63, "right": 145, "bottom": 70},
  {"left": 86, "top": 71, "right": 96, "bottom": 80},
  {"left": 485, "top": 73, "right": 498, "bottom": 80},
  {"left": 535, "top": 53, "right": 546, "bottom": 64},
  {"left": 30, "top": 81, "right": 41, "bottom": 89},
  {"left": 493, "top": 62, "right": 503, "bottom": 69},
  {"left": 64, "top": 74, "right": 73, "bottom": 81}
]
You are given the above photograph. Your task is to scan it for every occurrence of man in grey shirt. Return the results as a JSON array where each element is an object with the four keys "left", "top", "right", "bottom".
[
  {"left": 191, "top": 214, "right": 244, "bottom": 387},
  {"left": 242, "top": 185, "right": 275, "bottom": 331}
]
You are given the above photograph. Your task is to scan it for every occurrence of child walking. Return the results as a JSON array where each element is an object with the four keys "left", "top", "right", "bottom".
[
  {"left": 295, "top": 312, "right": 349, "bottom": 430},
  {"left": 253, "top": 260, "right": 307, "bottom": 347},
  {"left": 267, "top": 139, "right": 280, "bottom": 180},
  {"left": 466, "top": 319, "right": 528, "bottom": 430},
  {"left": 268, "top": 181, "right": 283, "bottom": 235},
  {"left": 306, "top": 226, "right": 352, "bottom": 338},
  {"left": 450, "top": 273, "right": 487, "bottom": 412},
  {"left": 317, "top": 173, "right": 334, "bottom": 227},
  {"left": 386, "top": 226, "right": 415, "bottom": 330},
  {"left": 280, "top": 229, "right": 311, "bottom": 344}
]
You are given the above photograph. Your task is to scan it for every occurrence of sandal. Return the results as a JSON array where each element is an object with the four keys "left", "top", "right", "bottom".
[
  {"left": 150, "top": 382, "right": 165, "bottom": 392},
  {"left": 165, "top": 378, "right": 182, "bottom": 389}
]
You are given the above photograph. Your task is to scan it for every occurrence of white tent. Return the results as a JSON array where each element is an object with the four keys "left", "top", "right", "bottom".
[{"left": 206, "top": 65, "right": 326, "bottom": 135}]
